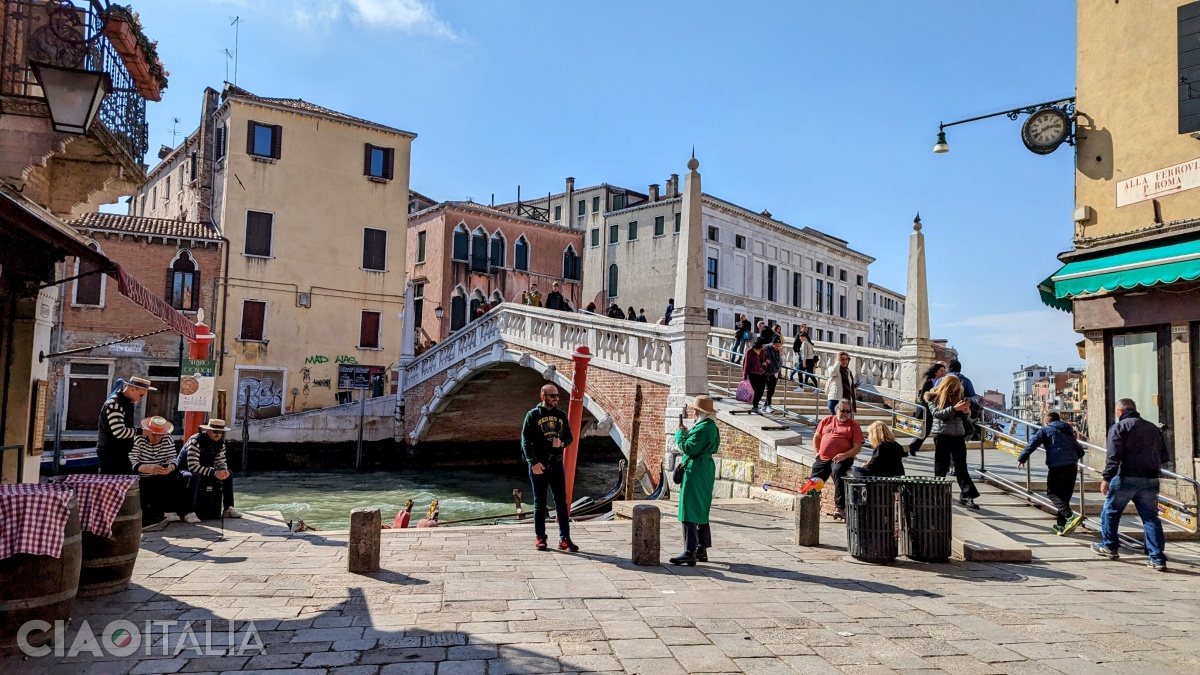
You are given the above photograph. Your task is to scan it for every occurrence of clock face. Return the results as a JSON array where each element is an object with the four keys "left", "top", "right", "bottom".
[{"left": 1022, "top": 109, "right": 1070, "bottom": 155}]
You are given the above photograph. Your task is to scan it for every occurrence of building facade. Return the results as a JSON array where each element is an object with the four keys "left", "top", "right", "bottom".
[
  {"left": 132, "top": 85, "right": 416, "bottom": 415},
  {"left": 1011, "top": 364, "right": 1050, "bottom": 422},
  {"left": 52, "top": 214, "right": 222, "bottom": 441},
  {"left": 1039, "top": 1, "right": 1200, "bottom": 473},
  {"left": 406, "top": 202, "right": 584, "bottom": 343},
  {"left": 867, "top": 282, "right": 904, "bottom": 350}
]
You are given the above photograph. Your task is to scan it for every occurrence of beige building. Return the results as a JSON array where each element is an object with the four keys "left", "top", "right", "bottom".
[
  {"left": 1039, "top": 0, "right": 1200, "bottom": 473},
  {"left": 133, "top": 85, "right": 415, "bottom": 416}
]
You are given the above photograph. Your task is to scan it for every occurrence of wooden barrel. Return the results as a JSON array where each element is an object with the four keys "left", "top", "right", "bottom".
[
  {"left": 79, "top": 483, "right": 142, "bottom": 597},
  {"left": 0, "top": 493, "right": 82, "bottom": 653}
]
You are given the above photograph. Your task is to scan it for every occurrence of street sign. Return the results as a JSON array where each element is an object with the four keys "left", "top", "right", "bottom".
[{"left": 178, "top": 358, "right": 216, "bottom": 412}]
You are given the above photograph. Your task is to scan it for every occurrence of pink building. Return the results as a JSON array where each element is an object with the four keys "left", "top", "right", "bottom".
[{"left": 407, "top": 202, "right": 585, "bottom": 343}]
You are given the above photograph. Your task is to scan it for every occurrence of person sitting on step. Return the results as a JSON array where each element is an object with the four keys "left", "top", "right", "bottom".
[
  {"left": 177, "top": 418, "right": 241, "bottom": 523},
  {"left": 128, "top": 416, "right": 183, "bottom": 526}
]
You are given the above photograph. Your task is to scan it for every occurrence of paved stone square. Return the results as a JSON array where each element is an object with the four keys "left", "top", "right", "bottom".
[{"left": 5, "top": 500, "right": 1200, "bottom": 674}]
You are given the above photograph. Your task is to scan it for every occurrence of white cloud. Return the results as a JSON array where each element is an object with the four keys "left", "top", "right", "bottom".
[
  {"left": 291, "top": 0, "right": 458, "bottom": 39},
  {"left": 944, "top": 310, "right": 1076, "bottom": 350}
]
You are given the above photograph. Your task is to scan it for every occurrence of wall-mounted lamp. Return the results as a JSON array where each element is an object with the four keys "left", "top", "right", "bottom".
[{"left": 29, "top": 61, "right": 111, "bottom": 135}]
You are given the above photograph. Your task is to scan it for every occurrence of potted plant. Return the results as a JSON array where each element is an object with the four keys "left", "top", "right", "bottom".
[{"left": 101, "top": 4, "right": 168, "bottom": 101}]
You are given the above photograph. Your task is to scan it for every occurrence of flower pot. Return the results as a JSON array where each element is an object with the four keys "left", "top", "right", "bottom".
[
  {"left": 102, "top": 16, "right": 163, "bottom": 102},
  {"left": 102, "top": 18, "right": 139, "bottom": 58}
]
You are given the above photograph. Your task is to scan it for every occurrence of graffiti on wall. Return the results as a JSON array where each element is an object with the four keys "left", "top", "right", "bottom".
[
  {"left": 304, "top": 355, "right": 359, "bottom": 365},
  {"left": 236, "top": 370, "right": 285, "bottom": 419}
]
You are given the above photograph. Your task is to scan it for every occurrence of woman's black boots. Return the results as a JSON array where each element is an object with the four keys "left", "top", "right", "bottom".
[{"left": 669, "top": 550, "right": 697, "bottom": 565}]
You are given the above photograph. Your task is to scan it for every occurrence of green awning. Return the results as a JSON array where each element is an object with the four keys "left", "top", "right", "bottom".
[{"left": 1038, "top": 236, "right": 1200, "bottom": 313}]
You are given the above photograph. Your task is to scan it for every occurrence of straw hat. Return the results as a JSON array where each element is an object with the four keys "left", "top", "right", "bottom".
[
  {"left": 140, "top": 416, "right": 174, "bottom": 435},
  {"left": 691, "top": 395, "right": 716, "bottom": 415},
  {"left": 199, "top": 418, "right": 232, "bottom": 432},
  {"left": 125, "top": 376, "right": 157, "bottom": 391}
]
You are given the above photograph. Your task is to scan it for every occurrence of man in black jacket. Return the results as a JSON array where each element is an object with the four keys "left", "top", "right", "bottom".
[
  {"left": 520, "top": 384, "right": 577, "bottom": 552},
  {"left": 96, "top": 376, "right": 154, "bottom": 474},
  {"left": 544, "top": 282, "right": 567, "bottom": 311},
  {"left": 1092, "top": 398, "right": 1170, "bottom": 571}
]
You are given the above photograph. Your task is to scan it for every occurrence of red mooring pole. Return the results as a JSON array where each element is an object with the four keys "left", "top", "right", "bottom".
[
  {"left": 563, "top": 345, "right": 592, "bottom": 512},
  {"left": 184, "top": 316, "right": 216, "bottom": 440}
]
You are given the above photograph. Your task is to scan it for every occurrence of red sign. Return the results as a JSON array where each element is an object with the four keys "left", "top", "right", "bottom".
[{"left": 116, "top": 267, "right": 197, "bottom": 341}]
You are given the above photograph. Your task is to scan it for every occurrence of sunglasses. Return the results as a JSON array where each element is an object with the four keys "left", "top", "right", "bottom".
[
  {"left": 545, "top": 394, "right": 560, "bottom": 399},
  {"left": 837, "top": 408, "right": 851, "bottom": 413}
]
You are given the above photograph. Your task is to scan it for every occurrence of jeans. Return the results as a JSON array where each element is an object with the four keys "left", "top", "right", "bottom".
[
  {"left": 731, "top": 337, "right": 747, "bottom": 363},
  {"left": 183, "top": 473, "right": 235, "bottom": 515},
  {"left": 827, "top": 399, "right": 839, "bottom": 415},
  {"left": 811, "top": 456, "right": 855, "bottom": 510},
  {"left": 748, "top": 373, "right": 766, "bottom": 409},
  {"left": 764, "top": 373, "right": 778, "bottom": 407},
  {"left": 1100, "top": 475, "right": 1166, "bottom": 563},
  {"left": 529, "top": 461, "right": 570, "bottom": 540},
  {"left": 682, "top": 522, "right": 712, "bottom": 552},
  {"left": 803, "top": 358, "right": 819, "bottom": 388},
  {"left": 1046, "top": 464, "right": 1077, "bottom": 526},
  {"left": 933, "top": 434, "right": 979, "bottom": 500}
]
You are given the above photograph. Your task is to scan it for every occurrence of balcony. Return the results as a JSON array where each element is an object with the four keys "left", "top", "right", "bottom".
[{"left": 1, "top": 0, "right": 156, "bottom": 215}]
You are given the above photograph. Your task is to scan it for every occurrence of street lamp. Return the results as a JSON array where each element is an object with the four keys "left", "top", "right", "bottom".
[
  {"left": 933, "top": 129, "right": 949, "bottom": 154},
  {"left": 434, "top": 305, "right": 444, "bottom": 320},
  {"left": 932, "top": 97, "right": 1076, "bottom": 156},
  {"left": 29, "top": 61, "right": 111, "bottom": 135}
]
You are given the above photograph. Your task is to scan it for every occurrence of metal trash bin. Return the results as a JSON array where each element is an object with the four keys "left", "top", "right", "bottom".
[
  {"left": 899, "top": 478, "right": 953, "bottom": 563},
  {"left": 844, "top": 477, "right": 901, "bottom": 563}
]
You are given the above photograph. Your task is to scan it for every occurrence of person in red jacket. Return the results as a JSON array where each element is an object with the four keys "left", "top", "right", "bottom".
[{"left": 742, "top": 338, "right": 767, "bottom": 414}]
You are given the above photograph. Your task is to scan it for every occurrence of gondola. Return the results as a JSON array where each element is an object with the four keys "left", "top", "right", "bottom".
[{"left": 494, "top": 458, "right": 662, "bottom": 524}]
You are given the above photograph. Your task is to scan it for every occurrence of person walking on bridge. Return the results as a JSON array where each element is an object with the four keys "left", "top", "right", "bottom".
[
  {"left": 1018, "top": 412, "right": 1085, "bottom": 536},
  {"left": 909, "top": 362, "right": 946, "bottom": 455},
  {"left": 926, "top": 375, "right": 981, "bottom": 509},
  {"left": 521, "top": 384, "right": 578, "bottom": 552},
  {"left": 1093, "top": 398, "right": 1170, "bottom": 571}
]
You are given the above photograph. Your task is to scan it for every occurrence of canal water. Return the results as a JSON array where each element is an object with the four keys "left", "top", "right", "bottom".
[{"left": 233, "top": 456, "right": 622, "bottom": 530}]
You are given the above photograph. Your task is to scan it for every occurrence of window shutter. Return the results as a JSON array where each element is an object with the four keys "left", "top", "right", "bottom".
[
  {"left": 271, "top": 125, "right": 283, "bottom": 159},
  {"left": 165, "top": 269, "right": 175, "bottom": 307},
  {"left": 246, "top": 121, "right": 256, "bottom": 155},
  {"left": 384, "top": 148, "right": 394, "bottom": 180},
  {"left": 1181, "top": 3, "right": 1200, "bottom": 133},
  {"left": 364, "top": 144, "right": 373, "bottom": 176},
  {"left": 360, "top": 312, "right": 381, "bottom": 348},
  {"left": 216, "top": 126, "right": 225, "bottom": 159},
  {"left": 241, "top": 301, "right": 266, "bottom": 340},
  {"left": 191, "top": 269, "right": 202, "bottom": 310}
]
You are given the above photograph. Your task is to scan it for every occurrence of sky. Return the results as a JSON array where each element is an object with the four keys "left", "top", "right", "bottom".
[{"left": 124, "top": 0, "right": 1082, "bottom": 397}]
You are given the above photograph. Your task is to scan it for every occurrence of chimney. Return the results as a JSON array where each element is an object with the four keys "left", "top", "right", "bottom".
[
  {"left": 564, "top": 177, "right": 575, "bottom": 228},
  {"left": 648, "top": 184, "right": 660, "bottom": 202},
  {"left": 667, "top": 174, "right": 680, "bottom": 198},
  {"left": 565, "top": 176, "right": 575, "bottom": 193}
]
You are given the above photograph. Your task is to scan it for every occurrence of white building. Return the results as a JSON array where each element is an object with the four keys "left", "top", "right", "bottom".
[
  {"left": 868, "top": 282, "right": 904, "bottom": 350},
  {"left": 1012, "top": 364, "right": 1050, "bottom": 422}
]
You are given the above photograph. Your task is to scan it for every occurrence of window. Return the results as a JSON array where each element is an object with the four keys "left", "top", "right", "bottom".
[
  {"left": 359, "top": 311, "right": 382, "bottom": 349},
  {"left": 247, "top": 121, "right": 282, "bottom": 159},
  {"left": 244, "top": 211, "right": 273, "bottom": 257},
  {"left": 706, "top": 257, "right": 719, "bottom": 289},
  {"left": 592, "top": 196, "right": 601, "bottom": 213},
  {"left": 145, "top": 365, "right": 180, "bottom": 424},
  {"left": 73, "top": 242, "right": 104, "bottom": 306},
  {"left": 563, "top": 246, "right": 581, "bottom": 281},
  {"left": 450, "top": 289, "right": 466, "bottom": 331},
  {"left": 490, "top": 233, "right": 505, "bottom": 268},
  {"left": 674, "top": 212, "right": 681, "bottom": 233},
  {"left": 735, "top": 235, "right": 745, "bottom": 249},
  {"left": 792, "top": 272, "right": 802, "bottom": 308},
  {"left": 470, "top": 229, "right": 488, "bottom": 272},
  {"left": 164, "top": 176, "right": 171, "bottom": 203},
  {"left": 839, "top": 294, "right": 847, "bottom": 318},
  {"left": 215, "top": 125, "right": 226, "bottom": 160},
  {"left": 839, "top": 269, "right": 847, "bottom": 282},
  {"left": 815, "top": 279, "right": 824, "bottom": 313},
  {"left": 554, "top": 205, "right": 562, "bottom": 221},
  {"left": 654, "top": 215, "right": 665, "bottom": 236},
  {"left": 613, "top": 193, "right": 626, "bottom": 210},
  {"left": 416, "top": 231, "right": 427, "bottom": 263},
  {"left": 707, "top": 226, "right": 718, "bottom": 242},
  {"left": 577, "top": 199, "right": 586, "bottom": 216},
  {"left": 363, "top": 144, "right": 395, "bottom": 180},
  {"left": 514, "top": 236, "right": 529, "bottom": 271},
  {"left": 856, "top": 299, "right": 863, "bottom": 322},
  {"left": 590, "top": 228, "right": 600, "bottom": 247},
  {"left": 707, "top": 308, "right": 718, "bottom": 327},
  {"left": 827, "top": 264, "right": 835, "bottom": 278},
  {"left": 839, "top": 333, "right": 846, "bottom": 344},
  {"left": 607, "top": 264, "right": 618, "bottom": 297},
  {"left": 856, "top": 274, "right": 863, "bottom": 286},
  {"left": 816, "top": 261, "right": 824, "bottom": 274},
  {"left": 363, "top": 228, "right": 387, "bottom": 271},
  {"left": 609, "top": 223, "right": 619, "bottom": 244},
  {"left": 1182, "top": 3, "right": 1200, "bottom": 133},
  {"left": 826, "top": 283, "right": 834, "bottom": 315},
  {"left": 767, "top": 265, "right": 777, "bottom": 302},
  {"left": 166, "top": 250, "right": 200, "bottom": 310},
  {"left": 413, "top": 282, "right": 424, "bottom": 329},
  {"left": 189, "top": 150, "right": 198, "bottom": 182},
  {"left": 452, "top": 226, "right": 468, "bottom": 261},
  {"left": 857, "top": 337, "right": 864, "bottom": 347},
  {"left": 628, "top": 221, "right": 638, "bottom": 241},
  {"left": 240, "top": 300, "right": 266, "bottom": 341}
]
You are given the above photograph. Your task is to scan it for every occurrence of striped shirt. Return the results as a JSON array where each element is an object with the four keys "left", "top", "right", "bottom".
[
  {"left": 129, "top": 436, "right": 178, "bottom": 472},
  {"left": 183, "top": 433, "right": 228, "bottom": 477},
  {"left": 100, "top": 396, "right": 137, "bottom": 440}
]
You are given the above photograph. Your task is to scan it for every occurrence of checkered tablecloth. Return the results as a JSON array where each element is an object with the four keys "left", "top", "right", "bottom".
[
  {"left": 0, "top": 483, "right": 74, "bottom": 560},
  {"left": 54, "top": 474, "right": 139, "bottom": 538}
]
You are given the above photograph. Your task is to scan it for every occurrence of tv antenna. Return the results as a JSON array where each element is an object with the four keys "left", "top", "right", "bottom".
[
  {"left": 169, "top": 117, "right": 182, "bottom": 146},
  {"left": 228, "top": 16, "right": 242, "bottom": 85}
]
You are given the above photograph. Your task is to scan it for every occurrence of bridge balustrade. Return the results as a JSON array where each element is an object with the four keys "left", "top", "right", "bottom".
[{"left": 706, "top": 328, "right": 903, "bottom": 390}]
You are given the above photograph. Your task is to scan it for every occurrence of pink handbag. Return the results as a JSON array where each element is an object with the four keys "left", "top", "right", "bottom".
[{"left": 735, "top": 378, "right": 754, "bottom": 403}]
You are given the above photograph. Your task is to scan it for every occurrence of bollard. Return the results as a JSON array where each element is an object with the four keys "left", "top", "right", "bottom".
[
  {"left": 795, "top": 493, "right": 821, "bottom": 546},
  {"left": 348, "top": 507, "right": 381, "bottom": 573},
  {"left": 631, "top": 504, "right": 660, "bottom": 566}
]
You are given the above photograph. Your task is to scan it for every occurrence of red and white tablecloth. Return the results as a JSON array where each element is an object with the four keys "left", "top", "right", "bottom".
[
  {"left": 0, "top": 483, "right": 74, "bottom": 560},
  {"left": 54, "top": 474, "right": 139, "bottom": 538}
]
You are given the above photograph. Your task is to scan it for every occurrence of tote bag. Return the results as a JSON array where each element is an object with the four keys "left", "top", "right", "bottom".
[{"left": 735, "top": 378, "right": 754, "bottom": 403}]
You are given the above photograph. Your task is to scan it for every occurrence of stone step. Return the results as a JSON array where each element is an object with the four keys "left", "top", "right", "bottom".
[{"left": 951, "top": 513, "right": 1033, "bottom": 562}]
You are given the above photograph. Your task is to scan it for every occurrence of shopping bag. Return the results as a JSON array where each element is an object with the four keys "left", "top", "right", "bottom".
[{"left": 735, "top": 378, "right": 754, "bottom": 403}]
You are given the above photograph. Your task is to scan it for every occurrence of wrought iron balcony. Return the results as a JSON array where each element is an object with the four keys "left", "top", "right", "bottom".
[{"left": 1, "top": 0, "right": 149, "bottom": 163}]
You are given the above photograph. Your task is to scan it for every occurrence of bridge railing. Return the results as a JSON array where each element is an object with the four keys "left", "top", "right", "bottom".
[
  {"left": 402, "top": 303, "right": 675, "bottom": 391},
  {"left": 707, "top": 328, "right": 904, "bottom": 392}
]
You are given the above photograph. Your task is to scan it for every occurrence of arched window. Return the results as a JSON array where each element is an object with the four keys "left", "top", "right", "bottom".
[
  {"left": 514, "top": 236, "right": 530, "bottom": 271},
  {"left": 470, "top": 228, "right": 489, "bottom": 272},
  {"left": 450, "top": 287, "right": 467, "bottom": 331},
  {"left": 452, "top": 224, "right": 469, "bottom": 261},
  {"left": 491, "top": 290, "right": 504, "bottom": 305},
  {"left": 166, "top": 249, "right": 201, "bottom": 311},
  {"left": 469, "top": 289, "right": 486, "bottom": 320},
  {"left": 73, "top": 241, "right": 105, "bottom": 307},
  {"left": 562, "top": 245, "right": 581, "bottom": 281},
  {"left": 607, "top": 263, "right": 618, "bottom": 298},
  {"left": 489, "top": 232, "right": 505, "bottom": 268}
]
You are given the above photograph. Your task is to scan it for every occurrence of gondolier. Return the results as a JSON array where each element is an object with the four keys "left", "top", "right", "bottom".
[{"left": 96, "top": 376, "right": 155, "bottom": 474}]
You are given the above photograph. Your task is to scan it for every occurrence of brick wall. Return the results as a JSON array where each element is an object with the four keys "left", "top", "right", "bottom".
[{"left": 710, "top": 417, "right": 811, "bottom": 498}]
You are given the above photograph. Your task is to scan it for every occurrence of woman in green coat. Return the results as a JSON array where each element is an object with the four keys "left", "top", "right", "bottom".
[{"left": 671, "top": 395, "right": 720, "bottom": 565}]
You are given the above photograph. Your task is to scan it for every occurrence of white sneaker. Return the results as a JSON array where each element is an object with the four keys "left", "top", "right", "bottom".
[
  {"left": 184, "top": 512, "right": 201, "bottom": 524},
  {"left": 163, "top": 512, "right": 181, "bottom": 523},
  {"left": 223, "top": 507, "right": 242, "bottom": 519},
  {"left": 763, "top": 405, "right": 774, "bottom": 413}
]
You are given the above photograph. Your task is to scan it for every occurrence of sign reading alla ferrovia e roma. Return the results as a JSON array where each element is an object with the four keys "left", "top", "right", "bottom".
[{"left": 1117, "top": 157, "right": 1200, "bottom": 207}]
